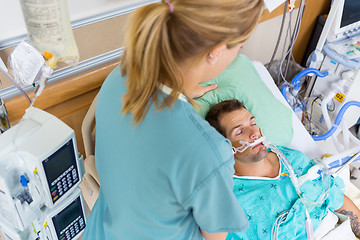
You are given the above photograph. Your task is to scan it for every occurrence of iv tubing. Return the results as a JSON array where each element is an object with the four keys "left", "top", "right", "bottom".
[
  {"left": 0, "top": 67, "right": 31, "bottom": 104},
  {"left": 313, "top": 101, "right": 360, "bottom": 141}
]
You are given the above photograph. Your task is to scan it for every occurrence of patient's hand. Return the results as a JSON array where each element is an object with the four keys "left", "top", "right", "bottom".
[{"left": 191, "top": 83, "right": 217, "bottom": 99}]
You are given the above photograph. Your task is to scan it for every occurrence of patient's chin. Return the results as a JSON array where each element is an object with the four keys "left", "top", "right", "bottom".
[
  {"left": 252, "top": 144, "right": 267, "bottom": 154},
  {"left": 235, "top": 150, "right": 267, "bottom": 163},
  {"left": 252, "top": 148, "right": 268, "bottom": 162}
]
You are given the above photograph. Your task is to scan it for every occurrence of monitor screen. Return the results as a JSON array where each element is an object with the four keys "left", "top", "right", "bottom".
[
  {"left": 341, "top": 0, "right": 360, "bottom": 28},
  {"left": 52, "top": 196, "right": 86, "bottom": 238},
  {"left": 42, "top": 139, "right": 76, "bottom": 185},
  {"left": 54, "top": 197, "right": 81, "bottom": 232}
]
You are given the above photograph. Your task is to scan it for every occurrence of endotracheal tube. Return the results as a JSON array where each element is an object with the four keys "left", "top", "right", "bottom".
[{"left": 232, "top": 136, "right": 266, "bottom": 154}]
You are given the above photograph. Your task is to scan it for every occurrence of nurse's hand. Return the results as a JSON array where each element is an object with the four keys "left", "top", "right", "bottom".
[{"left": 192, "top": 83, "right": 217, "bottom": 99}]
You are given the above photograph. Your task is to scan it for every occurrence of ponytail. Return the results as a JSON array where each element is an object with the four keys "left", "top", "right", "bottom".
[
  {"left": 121, "top": 2, "right": 181, "bottom": 124},
  {"left": 121, "top": 0, "right": 264, "bottom": 124}
]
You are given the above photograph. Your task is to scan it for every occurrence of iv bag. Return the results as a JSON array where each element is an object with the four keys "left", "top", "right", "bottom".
[{"left": 19, "top": 0, "right": 79, "bottom": 68}]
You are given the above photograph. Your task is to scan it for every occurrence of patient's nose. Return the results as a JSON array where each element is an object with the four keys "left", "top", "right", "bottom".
[{"left": 249, "top": 128, "right": 260, "bottom": 140}]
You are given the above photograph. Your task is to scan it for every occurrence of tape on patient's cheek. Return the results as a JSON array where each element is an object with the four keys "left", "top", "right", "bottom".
[
  {"left": 232, "top": 136, "right": 266, "bottom": 155},
  {"left": 232, "top": 142, "right": 250, "bottom": 154}
]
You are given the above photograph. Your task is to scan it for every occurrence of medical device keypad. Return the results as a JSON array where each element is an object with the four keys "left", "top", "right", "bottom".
[
  {"left": 55, "top": 166, "right": 78, "bottom": 198},
  {"left": 43, "top": 139, "right": 79, "bottom": 204},
  {"left": 53, "top": 196, "right": 85, "bottom": 240}
]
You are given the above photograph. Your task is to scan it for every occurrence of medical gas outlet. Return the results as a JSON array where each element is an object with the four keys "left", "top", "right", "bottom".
[{"left": 0, "top": 108, "right": 86, "bottom": 240}]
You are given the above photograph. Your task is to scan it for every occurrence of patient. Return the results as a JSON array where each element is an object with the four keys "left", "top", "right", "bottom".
[{"left": 205, "top": 99, "right": 360, "bottom": 240}]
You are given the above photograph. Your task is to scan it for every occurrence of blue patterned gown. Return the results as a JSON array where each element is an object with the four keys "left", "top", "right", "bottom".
[{"left": 226, "top": 146, "right": 345, "bottom": 240}]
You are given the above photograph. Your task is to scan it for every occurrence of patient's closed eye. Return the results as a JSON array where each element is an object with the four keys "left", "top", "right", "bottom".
[
  {"left": 235, "top": 129, "right": 242, "bottom": 136},
  {"left": 250, "top": 117, "right": 256, "bottom": 126}
]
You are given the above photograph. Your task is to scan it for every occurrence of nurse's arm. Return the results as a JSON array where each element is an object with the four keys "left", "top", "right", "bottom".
[
  {"left": 335, "top": 194, "right": 360, "bottom": 238},
  {"left": 201, "top": 229, "right": 227, "bottom": 240}
]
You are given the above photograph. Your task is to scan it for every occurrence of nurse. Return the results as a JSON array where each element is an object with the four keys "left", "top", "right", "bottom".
[{"left": 83, "top": 0, "right": 264, "bottom": 239}]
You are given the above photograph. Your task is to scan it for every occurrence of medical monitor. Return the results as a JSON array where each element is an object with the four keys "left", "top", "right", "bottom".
[
  {"left": 329, "top": 0, "right": 360, "bottom": 41},
  {"left": 341, "top": 0, "right": 360, "bottom": 28},
  {"left": 52, "top": 195, "right": 86, "bottom": 240},
  {"left": 42, "top": 139, "right": 79, "bottom": 204}
]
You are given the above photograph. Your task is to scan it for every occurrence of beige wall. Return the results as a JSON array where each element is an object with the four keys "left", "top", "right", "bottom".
[
  {"left": 0, "top": 0, "right": 331, "bottom": 91},
  {"left": 0, "top": 13, "right": 128, "bottom": 91},
  {"left": 0, "top": 0, "right": 331, "bottom": 156}
]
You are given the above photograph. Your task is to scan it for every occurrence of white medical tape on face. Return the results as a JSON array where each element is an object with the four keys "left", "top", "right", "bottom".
[{"left": 232, "top": 136, "right": 266, "bottom": 154}]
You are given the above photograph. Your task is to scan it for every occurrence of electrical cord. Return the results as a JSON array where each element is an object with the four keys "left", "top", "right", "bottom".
[
  {"left": 309, "top": 96, "right": 320, "bottom": 135},
  {"left": 278, "top": 13, "right": 293, "bottom": 85},
  {"left": 279, "top": 0, "right": 305, "bottom": 87},
  {"left": 268, "top": 1, "right": 288, "bottom": 71}
]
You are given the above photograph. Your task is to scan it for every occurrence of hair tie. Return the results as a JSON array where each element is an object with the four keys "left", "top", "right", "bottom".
[{"left": 165, "top": 1, "right": 173, "bottom": 14}]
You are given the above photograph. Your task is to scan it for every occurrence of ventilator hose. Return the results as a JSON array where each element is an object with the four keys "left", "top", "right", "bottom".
[
  {"left": 281, "top": 68, "right": 328, "bottom": 106},
  {"left": 292, "top": 68, "right": 328, "bottom": 91},
  {"left": 313, "top": 101, "right": 360, "bottom": 141}
]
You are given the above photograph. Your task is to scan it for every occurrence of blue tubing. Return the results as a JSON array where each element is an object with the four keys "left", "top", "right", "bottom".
[
  {"left": 292, "top": 68, "right": 329, "bottom": 91},
  {"left": 281, "top": 68, "right": 328, "bottom": 106},
  {"left": 313, "top": 101, "right": 360, "bottom": 141},
  {"left": 281, "top": 85, "right": 289, "bottom": 104}
]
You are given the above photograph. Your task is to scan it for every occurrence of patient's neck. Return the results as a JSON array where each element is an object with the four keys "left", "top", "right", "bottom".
[{"left": 234, "top": 152, "right": 279, "bottom": 178}]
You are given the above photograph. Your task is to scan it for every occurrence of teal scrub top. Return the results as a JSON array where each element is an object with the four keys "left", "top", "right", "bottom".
[
  {"left": 226, "top": 146, "right": 345, "bottom": 240},
  {"left": 82, "top": 66, "right": 249, "bottom": 240}
]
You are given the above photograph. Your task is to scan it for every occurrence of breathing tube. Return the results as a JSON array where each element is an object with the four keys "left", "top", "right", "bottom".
[
  {"left": 232, "top": 136, "right": 266, "bottom": 154},
  {"left": 268, "top": 144, "right": 330, "bottom": 240},
  {"left": 312, "top": 101, "right": 360, "bottom": 141},
  {"left": 281, "top": 68, "right": 329, "bottom": 106}
]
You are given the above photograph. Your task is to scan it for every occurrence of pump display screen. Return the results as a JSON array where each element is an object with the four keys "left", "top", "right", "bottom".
[
  {"left": 53, "top": 196, "right": 86, "bottom": 240},
  {"left": 42, "top": 139, "right": 79, "bottom": 203},
  {"left": 341, "top": 0, "right": 360, "bottom": 28}
]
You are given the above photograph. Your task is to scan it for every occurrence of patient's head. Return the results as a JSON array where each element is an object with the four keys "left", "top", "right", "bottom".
[{"left": 206, "top": 99, "right": 268, "bottom": 163}]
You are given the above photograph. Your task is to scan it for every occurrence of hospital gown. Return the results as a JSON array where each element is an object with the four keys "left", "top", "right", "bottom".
[{"left": 226, "top": 146, "right": 345, "bottom": 240}]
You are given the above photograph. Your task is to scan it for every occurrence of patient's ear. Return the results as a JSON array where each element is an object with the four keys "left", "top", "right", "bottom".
[{"left": 207, "top": 44, "right": 226, "bottom": 65}]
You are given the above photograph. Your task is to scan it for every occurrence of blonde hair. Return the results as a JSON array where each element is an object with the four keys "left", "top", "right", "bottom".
[{"left": 121, "top": 0, "right": 264, "bottom": 124}]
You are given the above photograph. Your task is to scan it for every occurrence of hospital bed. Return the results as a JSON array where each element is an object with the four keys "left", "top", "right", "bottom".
[{"left": 79, "top": 59, "right": 360, "bottom": 213}]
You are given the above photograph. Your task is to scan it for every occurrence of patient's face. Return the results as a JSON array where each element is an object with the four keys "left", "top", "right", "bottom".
[{"left": 219, "top": 108, "right": 268, "bottom": 163}]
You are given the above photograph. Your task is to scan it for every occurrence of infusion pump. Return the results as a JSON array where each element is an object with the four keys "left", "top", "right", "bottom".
[{"left": 0, "top": 107, "right": 86, "bottom": 240}]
